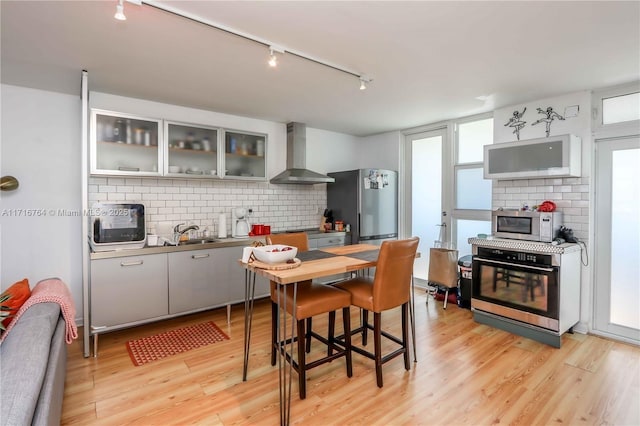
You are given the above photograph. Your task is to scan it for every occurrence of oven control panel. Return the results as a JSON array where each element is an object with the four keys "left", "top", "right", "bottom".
[{"left": 476, "top": 247, "right": 553, "bottom": 266}]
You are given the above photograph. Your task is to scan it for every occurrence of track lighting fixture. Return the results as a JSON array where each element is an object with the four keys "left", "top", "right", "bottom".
[
  {"left": 114, "top": 4, "right": 372, "bottom": 90},
  {"left": 114, "top": 0, "right": 141, "bottom": 21},
  {"left": 268, "top": 49, "right": 277, "bottom": 67},
  {"left": 268, "top": 45, "right": 284, "bottom": 68},
  {"left": 114, "top": 0, "right": 126, "bottom": 21},
  {"left": 359, "top": 76, "right": 371, "bottom": 90}
]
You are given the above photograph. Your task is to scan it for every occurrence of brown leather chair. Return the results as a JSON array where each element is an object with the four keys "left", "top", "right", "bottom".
[
  {"left": 266, "top": 232, "right": 353, "bottom": 399},
  {"left": 334, "top": 237, "right": 419, "bottom": 388}
]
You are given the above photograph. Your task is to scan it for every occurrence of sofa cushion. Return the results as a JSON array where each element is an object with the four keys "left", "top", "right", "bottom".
[
  {"left": 0, "top": 302, "right": 60, "bottom": 426},
  {"left": 1, "top": 278, "right": 31, "bottom": 329}
]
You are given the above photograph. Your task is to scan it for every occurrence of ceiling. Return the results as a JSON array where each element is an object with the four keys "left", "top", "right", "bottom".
[{"left": 2, "top": 1, "right": 639, "bottom": 136}]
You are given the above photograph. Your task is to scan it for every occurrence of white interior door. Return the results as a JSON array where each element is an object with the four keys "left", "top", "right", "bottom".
[
  {"left": 404, "top": 128, "right": 450, "bottom": 281},
  {"left": 594, "top": 136, "right": 640, "bottom": 343}
]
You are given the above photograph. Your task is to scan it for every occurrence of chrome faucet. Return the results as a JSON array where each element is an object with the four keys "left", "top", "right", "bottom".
[{"left": 173, "top": 223, "right": 200, "bottom": 242}]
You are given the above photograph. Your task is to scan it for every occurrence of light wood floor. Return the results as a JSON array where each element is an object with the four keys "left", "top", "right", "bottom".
[{"left": 62, "top": 290, "right": 640, "bottom": 425}]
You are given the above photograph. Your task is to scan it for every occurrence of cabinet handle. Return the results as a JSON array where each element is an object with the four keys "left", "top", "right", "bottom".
[
  {"left": 120, "top": 260, "right": 143, "bottom": 267},
  {"left": 191, "top": 253, "right": 210, "bottom": 259}
]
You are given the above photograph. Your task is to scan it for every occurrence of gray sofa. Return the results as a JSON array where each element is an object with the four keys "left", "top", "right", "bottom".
[{"left": 1, "top": 302, "right": 67, "bottom": 426}]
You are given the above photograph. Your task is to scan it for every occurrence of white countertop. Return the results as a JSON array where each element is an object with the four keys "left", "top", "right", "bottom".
[{"left": 468, "top": 236, "right": 581, "bottom": 254}]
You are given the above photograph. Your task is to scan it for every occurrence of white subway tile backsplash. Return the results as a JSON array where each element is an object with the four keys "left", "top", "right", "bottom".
[
  {"left": 492, "top": 176, "right": 590, "bottom": 242},
  {"left": 89, "top": 177, "right": 327, "bottom": 234}
]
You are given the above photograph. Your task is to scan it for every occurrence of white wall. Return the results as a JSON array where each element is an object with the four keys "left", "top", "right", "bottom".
[
  {"left": 306, "top": 127, "right": 360, "bottom": 173},
  {"left": 0, "top": 84, "right": 83, "bottom": 311},
  {"left": 355, "top": 130, "right": 402, "bottom": 171}
]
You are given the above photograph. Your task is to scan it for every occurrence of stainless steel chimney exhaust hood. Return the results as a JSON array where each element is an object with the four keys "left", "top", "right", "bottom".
[{"left": 270, "top": 122, "right": 335, "bottom": 184}]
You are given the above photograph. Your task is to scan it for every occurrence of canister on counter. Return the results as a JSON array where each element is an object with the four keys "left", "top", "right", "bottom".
[{"left": 335, "top": 220, "right": 344, "bottom": 231}]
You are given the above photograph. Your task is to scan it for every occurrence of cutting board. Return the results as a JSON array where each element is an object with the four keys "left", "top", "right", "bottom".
[{"left": 250, "top": 258, "right": 301, "bottom": 270}]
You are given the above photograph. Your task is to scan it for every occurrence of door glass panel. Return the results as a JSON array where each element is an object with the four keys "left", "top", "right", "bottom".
[
  {"left": 166, "top": 123, "right": 218, "bottom": 176},
  {"left": 602, "top": 92, "right": 640, "bottom": 124},
  {"left": 610, "top": 148, "right": 640, "bottom": 329},
  {"left": 455, "top": 219, "right": 491, "bottom": 257},
  {"left": 224, "top": 131, "right": 266, "bottom": 178},
  {"left": 477, "top": 263, "right": 553, "bottom": 314},
  {"left": 458, "top": 118, "right": 493, "bottom": 163},
  {"left": 412, "top": 135, "right": 442, "bottom": 281},
  {"left": 456, "top": 167, "right": 492, "bottom": 209}
]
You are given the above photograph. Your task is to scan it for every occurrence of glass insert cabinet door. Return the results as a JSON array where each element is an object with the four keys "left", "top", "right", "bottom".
[
  {"left": 165, "top": 121, "right": 218, "bottom": 177},
  {"left": 91, "top": 110, "right": 162, "bottom": 175},
  {"left": 223, "top": 130, "right": 266, "bottom": 179}
]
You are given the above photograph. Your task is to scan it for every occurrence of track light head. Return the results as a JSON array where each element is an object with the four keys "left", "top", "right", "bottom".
[
  {"left": 267, "top": 45, "right": 284, "bottom": 68},
  {"left": 268, "top": 49, "right": 277, "bottom": 67},
  {"left": 114, "top": 0, "right": 126, "bottom": 21},
  {"left": 359, "top": 76, "right": 372, "bottom": 90}
]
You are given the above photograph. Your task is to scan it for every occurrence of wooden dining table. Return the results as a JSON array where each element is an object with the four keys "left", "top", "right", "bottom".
[{"left": 239, "top": 243, "right": 417, "bottom": 426}]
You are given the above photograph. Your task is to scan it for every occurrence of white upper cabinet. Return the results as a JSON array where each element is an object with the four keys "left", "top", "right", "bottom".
[
  {"left": 165, "top": 121, "right": 219, "bottom": 178},
  {"left": 91, "top": 109, "right": 163, "bottom": 176},
  {"left": 90, "top": 108, "right": 267, "bottom": 181},
  {"left": 484, "top": 134, "right": 581, "bottom": 180},
  {"left": 223, "top": 129, "right": 267, "bottom": 180}
]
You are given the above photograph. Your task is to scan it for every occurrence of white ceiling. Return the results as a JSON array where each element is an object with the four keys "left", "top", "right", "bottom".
[{"left": 2, "top": 1, "right": 638, "bottom": 136}]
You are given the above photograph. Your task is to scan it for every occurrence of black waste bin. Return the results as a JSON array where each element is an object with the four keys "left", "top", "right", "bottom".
[{"left": 458, "top": 255, "right": 472, "bottom": 309}]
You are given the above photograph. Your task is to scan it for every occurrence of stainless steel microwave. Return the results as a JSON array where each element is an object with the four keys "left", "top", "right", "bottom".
[
  {"left": 492, "top": 210, "right": 562, "bottom": 243},
  {"left": 89, "top": 203, "right": 146, "bottom": 252}
]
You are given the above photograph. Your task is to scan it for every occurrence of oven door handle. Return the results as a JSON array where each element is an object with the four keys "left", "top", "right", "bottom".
[{"left": 474, "top": 257, "right": 555, "bottom": 272}]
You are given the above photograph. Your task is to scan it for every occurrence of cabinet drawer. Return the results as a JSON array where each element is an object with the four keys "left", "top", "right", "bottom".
[
  {"left": 315, "top": 236, "right": 346, "bottom": 248},
  {"left": 90, "top": 253, "right": 168, "bottom": 328}
]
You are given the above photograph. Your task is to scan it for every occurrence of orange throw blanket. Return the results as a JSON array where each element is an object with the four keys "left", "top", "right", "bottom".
[{"left": 0, "top": 278, "right": 78, "bottom": 344}]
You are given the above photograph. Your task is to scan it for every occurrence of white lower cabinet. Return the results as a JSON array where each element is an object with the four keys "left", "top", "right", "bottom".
[
  {"left": 90, "top": 253, "right": 168, "bottom": 328},
  {"left": 91, "top": 246, "right": 272, "bottom": 332},
  {"left": 168, "top": 249, "right": 227, "bottom": 314},
  {"left": 216, "top": 246, "right": 269, "bottom": 304}
]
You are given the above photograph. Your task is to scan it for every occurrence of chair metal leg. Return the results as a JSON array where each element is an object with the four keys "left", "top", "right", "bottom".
[
  {"left": 402, "top": 303, "right": 410, "bottom": 371},
  {"left": 271, "top": 301, "right": 278, "bottom": 366},
  {"left": 374, "top": 312, "right": 383, "bottom": 387},
  {"left": 443, "top": 289, "right": 449, "bottom": 309},
  {"left": 297, "top": 319, "right": 307, "bottom": 400},
  {"left": 342, "top": 307, "right": 353, "bottom": 378},
  {"left": 306, "top": 318, "right": 312, "bottom": 353},
  {"left": 328, "top": 311, "right": 336, "bottom": 356},
  {"left": 362, "top": 309, "right": 369, "bottom": 346}
]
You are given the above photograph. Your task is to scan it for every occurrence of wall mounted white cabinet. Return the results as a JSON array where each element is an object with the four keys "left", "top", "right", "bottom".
[
  {"left": 91, "top": 109, "right": 163, "bottom": 176},
  {"left": 165, "top": 121, "right": 219, "bottom": 177},
  {"left": 91, "top": 109, "right": 267, "bottom": 180},
  {"left": 223, "top": 129, "right": 267, "bottom": 180},
  {"left": 484, "top": 134, "right": 581, "bottom": 180}
]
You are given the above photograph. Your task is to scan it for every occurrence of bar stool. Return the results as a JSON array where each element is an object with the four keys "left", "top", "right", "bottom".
[
  {"left": 334, "top": 237, "right": 419, "bottom": 387},
  {"left": 267, "top": 233, "right": 353, "bottom": 399}
]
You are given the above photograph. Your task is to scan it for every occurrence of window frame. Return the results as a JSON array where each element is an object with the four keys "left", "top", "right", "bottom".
[
  {"left": 452, "top": 113, "right": 493, "bottom": 250},
  {"left": 592, "top": 81, "right": 640, "bottom": 138}
]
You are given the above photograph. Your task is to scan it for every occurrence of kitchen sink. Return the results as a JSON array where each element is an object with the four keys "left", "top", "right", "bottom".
[{"left": 178, "top": 238, "right": 220, "bottom": 245}]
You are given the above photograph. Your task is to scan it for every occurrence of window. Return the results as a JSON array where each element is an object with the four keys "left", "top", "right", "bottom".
[
  {"left": 453, "top": 115, "right": 493, "bottom": 255},
  {"left": 602, "top": 92, "right": 640, "bottom": 125},
  {"left": 593, "top": 82, "right": 640, "bottom": 133}
]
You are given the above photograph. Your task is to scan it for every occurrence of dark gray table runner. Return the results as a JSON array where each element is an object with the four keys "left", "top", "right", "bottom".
[
  {"left": 296, "top": 250, "right": 338, "bottom": 262},
  {"left": 342, "top": 249, "right": 380, "bottom": 262}
]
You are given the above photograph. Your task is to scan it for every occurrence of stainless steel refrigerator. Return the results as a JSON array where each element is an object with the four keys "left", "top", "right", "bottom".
[{"left": 327, "top": 169, "right": 398, "bottom": 245}]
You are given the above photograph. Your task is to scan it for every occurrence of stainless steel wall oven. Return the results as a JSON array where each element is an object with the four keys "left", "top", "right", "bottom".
[
  {"left": 469, "top": 238, "right": 581, "bottom": 348},
  {"left": 472, "top": 247, "right": 560, "bottom": 331}
]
